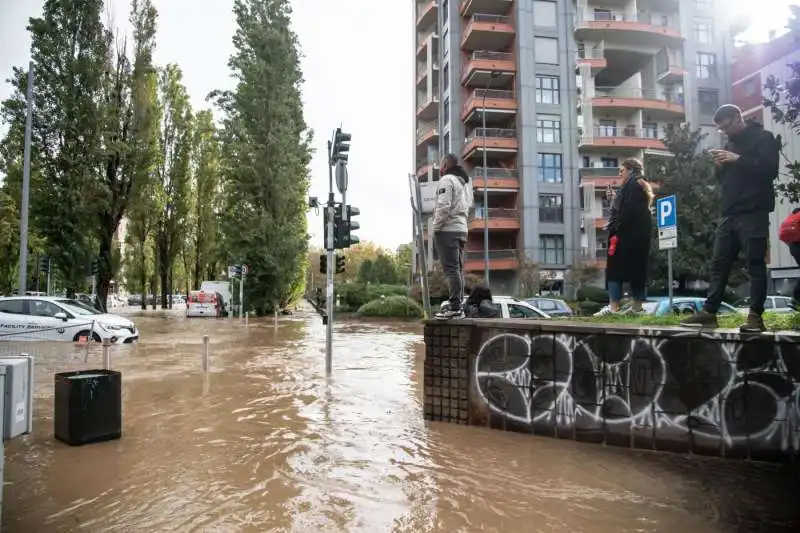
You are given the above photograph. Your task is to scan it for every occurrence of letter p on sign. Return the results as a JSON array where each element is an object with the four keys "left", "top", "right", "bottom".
[{"left": 657, "top": 195, "right": 676, "bottom": 228}]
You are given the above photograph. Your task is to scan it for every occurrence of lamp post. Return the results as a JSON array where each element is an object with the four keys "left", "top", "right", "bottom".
[{"left": 481, "top": 71, "right": 500, "bottom": 286}]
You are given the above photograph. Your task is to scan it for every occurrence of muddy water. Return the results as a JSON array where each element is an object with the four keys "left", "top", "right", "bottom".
[{"left": 3, "top": 306, "right": 799, "bottom": 532}]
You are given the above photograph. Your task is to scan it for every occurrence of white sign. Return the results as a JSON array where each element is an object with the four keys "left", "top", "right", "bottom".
[
  {"left": 419, "top": 182, "right": 438, "bottom": 214},
  {"left": 658, "top": 227, "right": 676, "bottom": 239},
  {"left": 659, "top": 236, "right": 677, "bottom": 250},
  {"left": 228, "top": 265, "right": 240, "bottom": 278},
  {"left": 241, "top": 264, "right": 249, "bottom": 276},
  {"left": 656, "top": 195, "right": 677, "bottom": 250}
]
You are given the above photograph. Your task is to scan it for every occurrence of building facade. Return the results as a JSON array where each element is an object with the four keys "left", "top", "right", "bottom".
[
  {"left": 731, "top": 31, "right": 800, "bottom": 294},
  {"left": 413, "top": 0, "right": 738, "bottom": 295}
]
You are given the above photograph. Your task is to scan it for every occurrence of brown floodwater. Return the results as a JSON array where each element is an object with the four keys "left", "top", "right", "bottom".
[{"left": 2, "top": 305, "right": 799, "bottom": 532}]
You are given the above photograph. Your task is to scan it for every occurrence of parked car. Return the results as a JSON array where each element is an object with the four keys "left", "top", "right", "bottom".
[
  {"left": 0, "top": 296, "right": 139, "bottom": 343},
  {"left": 440, "top": 295, "right": 551, "bottom": 319},
  {"left": 186, "top": 290, "right": 223, "bottom": 318},
  {"left": 735, "top": 295, "right": 794, "bottom": 314},
  {"left": 524, "top": 297, "right": 574, "bottom": 317},
  {"left": 594, "top": 297, "right": 742, "bottom": 317}
]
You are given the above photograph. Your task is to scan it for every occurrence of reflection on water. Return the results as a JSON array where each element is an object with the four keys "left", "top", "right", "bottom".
[{"left": 2, "top": 306, "right": 799, "bottom": 532}]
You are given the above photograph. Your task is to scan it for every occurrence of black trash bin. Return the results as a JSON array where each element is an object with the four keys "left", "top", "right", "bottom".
[{"left": 54, "top": 369, "right": 122, "bottom": 446}]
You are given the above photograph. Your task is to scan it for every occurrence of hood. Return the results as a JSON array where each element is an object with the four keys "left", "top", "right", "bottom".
[
  {"left": 94, "top": 313, "right": 135, "bottom": 328},
  {"left": 730, "top": 120, "right": 765, "bottom": 142},
  {"left": 443, "top": 164, "right": 470, "bottom": 184}
]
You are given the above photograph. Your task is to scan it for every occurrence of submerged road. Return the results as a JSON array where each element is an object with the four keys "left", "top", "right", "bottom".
[{"left": 2, "top": 305, "right": 799, "bottom": 532}]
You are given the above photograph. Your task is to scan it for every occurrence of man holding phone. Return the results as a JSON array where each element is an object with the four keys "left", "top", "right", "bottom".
[{"left": 681, "top": 104, "right": 781, "bottom": 332}]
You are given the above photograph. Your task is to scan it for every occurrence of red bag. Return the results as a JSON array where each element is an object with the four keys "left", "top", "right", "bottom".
[
  {"left": 779, "top": 211, "right": 800, "bottom": 243},
  {"left": 608, "top": 235, "right": 619, "bottom": 256}
]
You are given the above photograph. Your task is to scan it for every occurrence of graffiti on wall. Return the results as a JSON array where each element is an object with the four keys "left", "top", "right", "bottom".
[{"left": 475, "top": 330, "right": 800, "bottom": 452}]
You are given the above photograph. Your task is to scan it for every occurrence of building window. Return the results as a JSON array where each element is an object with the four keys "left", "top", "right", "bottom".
[
  {"left": 698, "top": 89, "right": 718, "bottom": 116},
  {"left": 443, "top": 132, "right": 450, "bottom": 153},
  {"left": 601, "top": 157, "right": 618, "bottom": 168},
  {"left": 694, "top": 19, "right": 712, "bottom": 44},
  {"left": 539, "top": 194, "right": 564, "bottom": 223},
  {"left": 537, "top": 118, "right": 561, "bottom": 143},
  {"left": 536, "top": 76, "right": 560, "bottom": 104},
  {"left": 643, "top": 122, "right": 658, "bottom": 139},
  {"left": 539, "top": 235, "right": 565, "bottom": 264},
  {"left": 533, "top": 1, "right": 557, "bottom": 27},
  {"left": 442, "top": 97, "right": 450, "bottom": 125},
  {"left": 695, "top": 0, "right": 711, "bottom": 9},
  {"left": 442, "top": 64, "right": 449, "bottom": 90},
  {"left": 534, "top": 37, "right": 558, "bottom": 64},
  {"left": 537, "top": 153, "right": 563, "bottom": 183},
  {"left": 442, "top": 29, "right": 449, "bottom": 58},
  {"left": 442, "top": 0, "right": 448, "bottom": 23},
  {"left": 696, "top": 52, "right": 716, "bottom": 79}
]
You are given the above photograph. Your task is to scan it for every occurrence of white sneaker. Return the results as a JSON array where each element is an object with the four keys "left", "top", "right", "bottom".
[{"left": 435, "top": 309, "right": 465, "bottom": 320}]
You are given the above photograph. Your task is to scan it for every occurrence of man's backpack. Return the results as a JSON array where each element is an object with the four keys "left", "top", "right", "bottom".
[{"left": 779, "top": 209, "right": 800, "bottom": 244}]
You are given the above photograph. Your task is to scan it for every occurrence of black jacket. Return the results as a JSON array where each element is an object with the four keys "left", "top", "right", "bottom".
[
  {"left": 605, "top": 176, "right": 652, "bottom": 286},
  {"left": 717, "top": 121, "right": 780, "bottom": 216}
]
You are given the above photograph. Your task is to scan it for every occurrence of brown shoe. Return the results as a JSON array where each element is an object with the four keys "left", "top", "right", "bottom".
[
  {"left": 739, "top": 311, "right": 765, "bottom": 333},
  {"left": 680, "top": 310, "right": 718, "bottom": 328}
]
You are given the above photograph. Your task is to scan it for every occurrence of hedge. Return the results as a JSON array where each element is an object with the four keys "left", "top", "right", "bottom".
[
  {"left": 336, "top": 283, "right": 408, "bottom": 312},
  {"left": 357, "top": 296, "right": 424, "bottom": 319}
]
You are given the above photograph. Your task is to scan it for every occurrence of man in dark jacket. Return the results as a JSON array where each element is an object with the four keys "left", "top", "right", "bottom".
[{"left": 682, "top": 104, "right": 780, "bottom": 332}]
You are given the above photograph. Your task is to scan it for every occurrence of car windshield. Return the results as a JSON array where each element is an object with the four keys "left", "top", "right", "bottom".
[{"left": 55, "top": 299, "right": 102, "bottom": 315}]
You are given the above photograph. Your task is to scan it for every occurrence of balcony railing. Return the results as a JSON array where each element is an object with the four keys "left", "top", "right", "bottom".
[
  {"left": 466, "top": 128, "right": 517, "bottom": 141},
  {"left": 416, "top": 121, "right": 439, "bottom": 141},
  {"left": 577, "top": 43, "right": 604, "bottom": 60},
  {"left": 472, "top": 167, "right": 519, "bottom": 179},
  {"left": 416, "top": 1, "right": 437, "bottom": 21},
  {"left": 465, "top": 249, "right": 518, "bottom": 260},
  {"left": 593, "top": 86, "right": 684, "bottom": 104},
  {"left": 470, "top": 88, "right": 514, "bottom": 100},
  {"left": 473, "top": 207, "right": 520, "bottom": 219},
  {"left": 579, "top": 10, "right": 677, "bottom": 30},
  {"left": 596, "top": 248, "right": 608, "bottom": 259},
  {"left": 416, "top": 154, "right": 439, "bottom": 169},
  {"left": 590, "top": 126, "right": 660, "bottom": 139},
  {"left": 539, "top": 206, "right": 564, "bottom": 224},
  {"left": 601, "top": 207, "right": 611, "bottom": 217},
  {"left": 471, "top": 14, "right": 512, "bottom": 24}
]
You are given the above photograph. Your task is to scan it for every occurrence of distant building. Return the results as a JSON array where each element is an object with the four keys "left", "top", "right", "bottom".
[{"left": 731, "top": 31, "right": 800, "bottom": 294}]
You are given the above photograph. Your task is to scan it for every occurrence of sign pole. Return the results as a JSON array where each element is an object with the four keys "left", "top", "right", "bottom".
[
  {"left": 667, "top": 248, "right": 674, "bottom": 308},
  {"left": 656, "top": 195, "right": 677, "bottom": 309},
  {"left": 325, "top": 140, "right": 335, "bottom": 376},
  {"left": 239, "top": 271, "right": 244, "bottom": 321}
]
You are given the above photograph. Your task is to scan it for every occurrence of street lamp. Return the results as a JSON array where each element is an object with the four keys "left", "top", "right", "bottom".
[{"left": 481, "top": 70, "right": 501, "bottom": 287}]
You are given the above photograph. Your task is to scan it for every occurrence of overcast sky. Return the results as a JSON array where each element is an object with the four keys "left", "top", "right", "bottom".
[{"left": 0, "top": 1, "right": 792, "bottom": 250}]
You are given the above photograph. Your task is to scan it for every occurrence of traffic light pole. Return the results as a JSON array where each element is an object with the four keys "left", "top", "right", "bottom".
[{"left": 325, "top": 140, "right": 335, "bottom": 376}]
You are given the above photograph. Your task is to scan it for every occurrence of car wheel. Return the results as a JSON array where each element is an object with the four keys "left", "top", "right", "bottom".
[{"left": 73, "top": 331, "right": 101, "bottom": 343}]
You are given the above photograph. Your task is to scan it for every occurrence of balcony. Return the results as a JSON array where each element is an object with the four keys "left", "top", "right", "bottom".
[
  {"left": 416, "top": 121, "right": 439, "bottom": 148},
  {"left": 461, "top": 89, "right": 517, "bottom": 124},
  {"left": 464, "top": 249, "right": 520, "bottom": 271},
  {"left": 591, "top": 87, "right": 685, "bottom": 117},
  {"left": 657, "top": 65, "right": 686, "bottom": 84},
  {"left": 416, "top": 0, "right": 437, "bottom": 28},
  {"left": 469, "top": 208, "right": 521, "bottom": 230},
  {"left": 416, "top": 156, "right": 439, "bottom": 178},
  {"left": 471, "top": 167, "right": 519, "bottom": 191},
  {"left": 416, "top": 62, "right": 439, "bottom": 89},
  {"left": 575, "top": 10, "right": 683, "bottom": 47},
  {"left": 462, "top": 51, "right": 515, "bottom": 88},
  {"left": 460, "top": 0, "right": 512, "bottom": 16},
  {"left": 462, "top": 128, "right": 518, "bottom": 160},
  {"left": 416, "top": 31, "right": 437, "bottom": 60},
  {"left": 416, "top": 95, "right": 439, "bottom": 120},
  {"left": 579, "top": 166, "right": 618, "bottom": 180},
  {"left": 576, "top": 45, "right": 607, "bottom": 73},
  {"left": 461, "top": 15, "right": 515, "bottom": 51},
  {"left": 580, "top": 126, "right": 665, "bottom": 151}
]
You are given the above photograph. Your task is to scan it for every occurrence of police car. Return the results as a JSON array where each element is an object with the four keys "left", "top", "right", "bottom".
[{"left": 0, "top": 296, "right": 139, "bottom": 344}]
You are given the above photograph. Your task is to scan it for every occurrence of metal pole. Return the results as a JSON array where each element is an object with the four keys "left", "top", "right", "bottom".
[
  {"left": 326, "top": 140, "right": 335, "bottom": 376},
  {"left": 667, "top": 248, "right": 674, "bottom": 308},
  {"left": 239, "top": 274, "right": 244, "bottom": 321},
  {"left": 413, "top": 177, "right": 432, "bottom": 316},
  {"left": 46, "top": 257, "right": 51, "bottom": 295},
  {"left": 21, "top": 354, "right": 33, "bottom": 434},
  {"left": 481, "top": 84, "right": 490, "bottom": 287},
  {"left": 18, "top": 63, "right": 33, "bottom": 295},
  {"left": 202, "top": 335, "right": 209, "bottom": 371},
  {"left": 102, "top": 338, "right": 111, "bottom": 369}
]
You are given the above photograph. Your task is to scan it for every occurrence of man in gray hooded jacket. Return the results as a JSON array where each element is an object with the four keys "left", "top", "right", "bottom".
[{"left": 433, "top": 153, "right": 473, "bottom": 319}]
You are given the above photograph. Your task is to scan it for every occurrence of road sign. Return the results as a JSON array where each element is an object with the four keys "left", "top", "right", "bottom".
[
  {"left": 228, "top": 265, "right": 241, "bottom": 278},
  {"left": 241, "top": 264, "right": 249, "bottom": 276},
  {"left": 656, "top": 195, "right": 676, "bottom": 228}
]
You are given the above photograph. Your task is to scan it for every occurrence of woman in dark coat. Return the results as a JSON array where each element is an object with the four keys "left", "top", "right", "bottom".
[{"left": 605, "top": 158, "right": 653, "bottom": 312}]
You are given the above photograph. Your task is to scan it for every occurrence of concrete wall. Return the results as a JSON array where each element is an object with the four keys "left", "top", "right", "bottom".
[{"left": 424, "top": 319, "right": 800, "bottom": 462}]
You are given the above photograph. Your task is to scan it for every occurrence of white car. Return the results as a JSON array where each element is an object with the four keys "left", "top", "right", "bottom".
[
  {"left": 440, "top": 295, "right": 551, "bottom": 319},
  {"left": 0, "top": 296, "right": 139, "bottom": 344}
]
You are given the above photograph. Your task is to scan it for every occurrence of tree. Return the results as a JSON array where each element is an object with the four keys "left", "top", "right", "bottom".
[
  {"left": 155, "top": 64, "right": 193, "bottom": 308},
  {"left": 341, "top": 241, "right": 383, "bottom": 283},
  {"left": 517, "top": 252, "right": 541, "bottom": 298},
  {"left": 0, "top": 189, "right": 19, "bottom": 294},
  {"left": 190, "top": 110, "right": 220, "bottom": 289},
  {"left": 212, "top": 0, "right": 312, "bottom": 314},
  {"left": 357, "top": 259, "right": 373, "bottom": 283},
  {"left": 764, "top": 6, "right": 800, "bottom": 201},
  {"left": 394, "top": 243, "right": 413, "bottom": 285},
  {"left": 566, "top": 261, "right": 601, "bottom": 297},
  {"left": 644, "top": 125, "right": 745, "bottom": 290}
]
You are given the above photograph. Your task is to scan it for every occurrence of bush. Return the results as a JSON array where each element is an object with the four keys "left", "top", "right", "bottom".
[
  {"left": 576, "top": 286, "right": 609, "bottom": 303},
  {"left": 337, "top": 283, "right": 408, "bottom": 310},
  {"left": 577, "top": 300, "right": 603, "bottom": 315},
  {"left": 410, "top": 270, "right": 483, "bottom": 304},
  {"left": 357, "top": 295, "right": 424, "bottom": 319}
]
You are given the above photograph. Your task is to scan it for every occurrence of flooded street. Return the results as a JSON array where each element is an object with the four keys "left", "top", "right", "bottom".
[{"left": 2, "top": 305, "right": 799, "bottom": 532}]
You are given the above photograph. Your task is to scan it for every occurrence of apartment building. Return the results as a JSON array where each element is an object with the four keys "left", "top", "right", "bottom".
[
  {"left": 731, "top": 31, "right": 800, "bottom": 294},
  {"left": 413, "top": 0, "right": 738, "bottom": 295}
]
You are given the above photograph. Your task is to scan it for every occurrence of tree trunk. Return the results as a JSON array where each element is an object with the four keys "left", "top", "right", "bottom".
[
  {"left": 158, "top": 231, "right": 169, "bottom": 309},
  {"left": 138, "top": 241, "right": 147, "bottom": 310},
  {"left": 96, "top": 224, "right": 114, "bottom": 314},
  {"left": 167, "top": 265, "right": 173, "bottom": 309}
]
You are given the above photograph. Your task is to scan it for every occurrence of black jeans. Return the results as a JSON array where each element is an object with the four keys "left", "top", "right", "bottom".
[
  {"left": 705, "top": 211, "right": 769, "bottom": 314},
  {"left": 434, "top": 231, "right": 466, "bottom": 311},
  {"left": 789, "top": 243, "right": 800, "bottom": 302}
]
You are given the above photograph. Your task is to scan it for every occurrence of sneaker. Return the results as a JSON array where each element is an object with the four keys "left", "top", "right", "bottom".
[
  {"left": 680, "top": 310, "right": 718, "bottom": 328},
  {"left": 435, "top": 308, "right": 465, "bottom": 320},
  {"left": 739, "top": 311, "right": 765, "bottom": 333}
]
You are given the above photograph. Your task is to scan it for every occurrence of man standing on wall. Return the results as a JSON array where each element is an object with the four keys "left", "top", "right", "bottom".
[
  {"left": 681, "top": 104, "right": 781, "bottom": 332},
  {"left": 433, "top": 153, "right": 473, "bottom": 319}
]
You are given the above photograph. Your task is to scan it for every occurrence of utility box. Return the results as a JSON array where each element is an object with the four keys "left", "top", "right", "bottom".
[
  {"left": 0, "top": 357, "right": 32, "bottom": 440},
  {"left": 54, "top": 369, "right": 122, "bottom": 446},
  {"left": 0, "top": 365, "right": 6, "bottom": 525}
]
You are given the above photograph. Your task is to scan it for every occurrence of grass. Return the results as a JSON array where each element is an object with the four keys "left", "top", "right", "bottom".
[{"left": 572, "top": 312, "right": 800, "bottom": 331}]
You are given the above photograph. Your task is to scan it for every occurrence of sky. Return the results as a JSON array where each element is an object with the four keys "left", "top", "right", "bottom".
[{"left": 0, "top": 0, "right": 793, "bottom": 250}]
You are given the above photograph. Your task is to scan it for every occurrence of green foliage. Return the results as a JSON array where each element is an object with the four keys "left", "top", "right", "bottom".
[
  {"left": 212, "top": 0, "right": 312, "bottom": 315},
  {"left": 576, "top": 285, "right": 609, "bottom": 303},
  {"left": 336, "top": 283, "right": 408, "bottom": 311},
  {"left": 576, "top": 312, "right": 800, "bottom": 331},
  {"left": 0, "top": 189, "right": 18, "bottom": 294},
  {"left": 357, "top": 253, "right": 399, "bottom": 284},
  {"left": 357, "top": 296, "right": 423, "bottom": 319},
  {"left": 764, "top": 5, "right": 800, "bottom": 202}
]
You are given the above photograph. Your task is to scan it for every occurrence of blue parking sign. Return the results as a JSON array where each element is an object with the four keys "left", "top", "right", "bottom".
[{"left": 656, "top": 195, "right": 677, "bottom": 228}]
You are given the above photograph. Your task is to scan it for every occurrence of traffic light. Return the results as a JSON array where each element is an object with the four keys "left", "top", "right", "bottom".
[
  {"left": 332, "top": 203, "right": 345, "bottom": 249},
  {"left": 335, "top": 254, "right": 345, "bottom": 274},
  {"left": 331, "top": 128, "right": 351, "bottom": 164},
  {"left": 345, "top": 205, "right": 360, "bottom": 247},
  {"left": 319, "top": 253, "right": 327, "bottom": 274},
  {"left": 38, "top": 255, "right": 50, "bottom": 274},
  {"left": 91, "top": 259, "right": 99, "bottom": 275}
]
